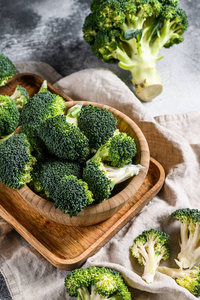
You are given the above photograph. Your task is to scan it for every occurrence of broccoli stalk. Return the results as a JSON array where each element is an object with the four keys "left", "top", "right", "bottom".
[
  {"left": 65, "top": 102, "right": 83, "bottom": 126},
  {"left": 130, "top": 229, "right": 170, "bottom": 283},
  {"left": 157, "top": 266, "right": 200, "bottom": 297},
  {"left": 10, "top": 85, "right": 29, "bottom": 112},
  {"left": 38, "top": 80, "right": 48, "bottom": 92},
  {"left": 83, "top": 157, "right": 144, "bottom": 203},
  {"left": 172, "top": 208, "right": 200, "bottom": 269},
  {"left": 83, "top": 0, "right": 188, "bottom": 101},
  {"left": 65, "top": 266, "right": 132, "bottom": 299}
]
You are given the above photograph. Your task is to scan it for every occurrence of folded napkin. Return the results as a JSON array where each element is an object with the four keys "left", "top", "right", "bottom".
[{"left": 0, "top": 62, "right": 200, "bottom": 300}]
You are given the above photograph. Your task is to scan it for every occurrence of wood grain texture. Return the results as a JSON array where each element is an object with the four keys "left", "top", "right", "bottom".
[
  {"left": 0, "top": 157, "right": 165, "bottom": 270},
  {"left": 0, "top": 73, "right": 150, "bottom": 226}
]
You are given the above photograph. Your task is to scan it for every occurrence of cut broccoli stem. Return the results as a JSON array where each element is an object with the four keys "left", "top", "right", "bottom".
[
  {"left": 65, "top": 102, "right": 83, "bottom": 126},
  {"left": 39, "top": 80, "right": 48, "bottom": 92}
]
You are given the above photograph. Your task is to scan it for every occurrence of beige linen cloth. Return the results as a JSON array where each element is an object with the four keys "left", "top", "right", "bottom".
[{"left": 0, "top": 62, "right": 200, "bottom": 300}]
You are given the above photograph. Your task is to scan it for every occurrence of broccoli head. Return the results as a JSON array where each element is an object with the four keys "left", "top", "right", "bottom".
[
  {"left": 10, "top": 85, "right": 29, "bottom": 112},
  {"left": 157, "top": 266, "right": 200, "bottom": 297},
  {"left": 0, "top": 133, "right": 37, "bottom": 189},
  {"left": 83, "top": 157, "right": 144, "bottom": 203},
  {"left": 65, "top": 266, "right": 132, "bottom": 299},
  {"left": 78, "top": 104, "right": 118, "bottom": 150},
  {"left": 19, "top": 90, "right": 66, "bottom": 136},
  {"left": 0, "top": 95, "right": 20, "bottom": 144},
  {"left": 53, "top": 175, "right": 94, "bottom": 217},
  {"left": 92, "top": 130, "right": 137, "bottom": 167},
  {"left": 37, "top": 114, "right": 90, "bottom": 162},
  {"left": 172, "top": 208, "right": 200, "bottom": 269},
  {"left": 29, "top": 158, "right": 83, "bottom": 199},
  {"left": 83, "top": 0, "right": 188, "bottom": 101},
  {"left": 130, "top": 229, "right": 170, "bottom": 283},
  {"left": 0, "top": 54, "right": 16, "bottom": 86}
]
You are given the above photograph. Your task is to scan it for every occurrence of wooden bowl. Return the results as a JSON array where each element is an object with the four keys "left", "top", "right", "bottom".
[{"left": 18, "top": 101, "right": 150, "bottom": 226}]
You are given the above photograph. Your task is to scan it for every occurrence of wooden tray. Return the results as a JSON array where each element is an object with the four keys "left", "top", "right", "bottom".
[{"left": 0, "top": 157, "right": 165, "bottom": 270}]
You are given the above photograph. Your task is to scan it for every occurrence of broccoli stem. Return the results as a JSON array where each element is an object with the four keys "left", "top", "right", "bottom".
[
  {"left": 114, "top": 42, "right": 163, "bottom": 102},
  {"left": 157, "top": 266, "right": 193, "bottom": 279},
  {"left": 142, "top": 240, "right": 163, "bottom": 283},
  {"left": 78, "top": 285, "right": 112, "bottom": 300}
]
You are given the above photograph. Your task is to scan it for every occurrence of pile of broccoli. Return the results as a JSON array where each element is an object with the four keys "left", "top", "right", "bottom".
[
  {"left": 83, "top": 0, "right": 188, "bottom": 101},
  {"left": 130, "top": 208, "right": 200, "bottom": 297},
  {"left": 0, "top": 82, "right": 143, "bottom": 217},
  {"left": 65, "top": 266, "right": 132, "bottom": 299}
]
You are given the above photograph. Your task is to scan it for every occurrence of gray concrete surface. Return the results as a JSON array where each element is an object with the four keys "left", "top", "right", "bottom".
[{"left": 0, "top": 0, "right": 199, "bottom": 299}]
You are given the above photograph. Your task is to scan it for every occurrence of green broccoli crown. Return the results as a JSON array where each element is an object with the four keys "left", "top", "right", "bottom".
[
  {"left": 37, "top": 115, "right": 90, "bottom": 162},
  {"left": 130, "top": 229, "right": 170, "bottom": 283},
  {"left": 0, "top": 54, "right": 16, "bottom": 86},
  {"left": 53, "top": 175, "right": 94, "bottom": 217},
  {"left": 30, "top": 158, "right": 83, "bottom": 199},
  {"left": 83, "top": 157, "right": 113, "bottom": 203},
  {"left": 19, "top": 91, "right": 65, "bottom": 136},
  {"left": 65, "top": 266, "right": 131, "bottom": 299},
  {"left": 93, "top": 131, "right": 137, "bottom": 167},
  {"left": 0, "top": 95, "right": 20, "bottom": 138},
  {"left": 0, "top": 133, "right": 37, "bottom": 189},
  {"left": 172, "top": 208, "right": 200, "bottom": 225},
  {"left": 10, "top": 85, "right": 29, "bottom": 112},
  {"left": 83, "top": 0, "right": 188, "bottom": 101},
  {"left": 176, "top": 267, "right": 200, "bottom": 297},
  {"left": 78, "top": 104, "right": 118, "bottom": 150}
]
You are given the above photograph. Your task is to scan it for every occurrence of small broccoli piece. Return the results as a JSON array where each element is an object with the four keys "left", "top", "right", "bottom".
[
  {"left": 65, "top": 266, "right": 132, "bottom": 299},
  {"left": 92, "top": 130, "right": 137, "bottom": 167},
  {"left": 53, "top": 175, "right": 94, "bottom": 217},
  {"left": 65, "top": 102, "right": 83, "bottom": 126},
  {"left": 19, "top": 90, "right": 65, "bottom": 136},
  {"left": 172, "top": 208, "right": 200, "bottom": 269},
  {"left": 78, "top": 104, "right": 118, "bottom": 150},
  {"left": 130, "top": 229, "right": 170, "bottom": 283},
  {"left": 83, "top": 0, "right": 188, "bottom": 101},
  {"left": 0, "top": 133, "right": 37, "bottom": 189},
  {"left": 38, "top": 80, "right": 48, "bottom": 92},
  {"left": 157, "top": 266, "right": 200, "bottom": 297},
  {"left": 25, "top": 134, "right": 48, "bottom": 161},
  {"left": 10, "top": 85, "right": 29, "bottom": 112},
  {"left": 29, "top": 158, "right": 83, "bottom": 199},
  {"left": 83, "top": 157, "right": 143, "bottom": 203},
  {"left": 0, "top": 95, "right": 20, "bottom": 144},
  {"left": 37, "top": 114, "right": 90, "bottom": 162},
  {"left": 0, "top": 54, "right": 16, "bottom": 86}
]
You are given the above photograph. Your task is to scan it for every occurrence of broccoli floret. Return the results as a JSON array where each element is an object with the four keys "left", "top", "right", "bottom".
[
  {"left": 83, "top": 157, "right": 143, "bottom": 203},
  {"left": 78, "top": 104, "right": 118, "bottom": 150},
  {"left": 10, "top": 85, "right": 29, "bottom": 112},
  {"left": 29, "top": 158, "right": 83, "bottom": 199},
  {"left": 19, "top": 90, "right": 66, "bottom": 136},
  {"left": 157, "top": 266, "right": 200, "bottom": 297},
  {"left": 130, "top": 229, "right": 170, "bottom": 283},
  {"left": 53, "top": 175, "right": 94, "bottom": 217},
  {"left": 37, "top": 115, "right": 90, "bottom": 162},
  {"left": 0, "top": 133, "right": 37, "bottom": 189},
  {"left": 0, "top": 54, "right": 16, "bottom": 86},
  {"left": 92, "top": 130, "right": 137, "bottom": 167},
  {"left": 65, "top": 266, "right": 132, "bottom": 299},
  {"left": 83, "top": 0, "right": 188, "bottom": 101},
  {"left": 0, "top": 95, "right": 20, "bottom": 144},
  {"left": 172, "top": 208, "right": 200, "bottom": 269},
  {"left": 25, "top": 134, "right": 49, "bottom": 161}
]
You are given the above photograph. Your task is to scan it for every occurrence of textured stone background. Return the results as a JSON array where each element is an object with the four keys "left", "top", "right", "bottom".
[{"left": 0, "top": 0, "right": 199, "bottom": 299}]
